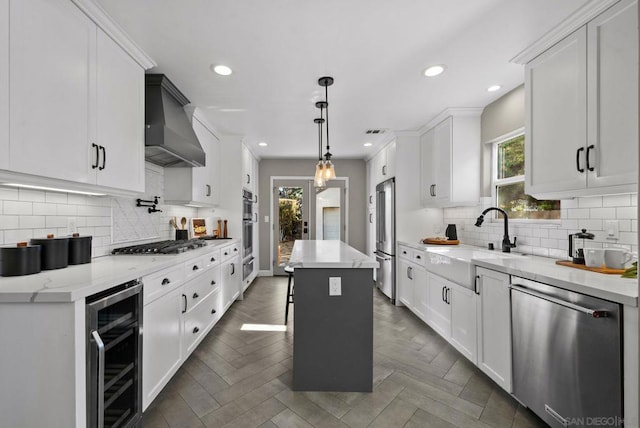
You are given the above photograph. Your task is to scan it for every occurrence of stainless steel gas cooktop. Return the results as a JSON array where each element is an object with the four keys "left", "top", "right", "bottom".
[{"left": 112, "top": 239, "right": 207, "bottom": 255}]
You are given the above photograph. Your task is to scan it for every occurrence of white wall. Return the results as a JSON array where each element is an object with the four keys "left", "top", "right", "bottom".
[{"left": 315, "top": 187, "right": 341, "bottom": 239}]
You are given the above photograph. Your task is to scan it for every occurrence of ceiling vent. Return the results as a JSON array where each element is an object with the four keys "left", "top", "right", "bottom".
[{"left": 365, "top": 129, "right": 386, "bottom": 135}]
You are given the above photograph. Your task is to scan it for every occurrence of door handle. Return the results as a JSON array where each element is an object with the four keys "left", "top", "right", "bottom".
[
  {"left": 206, "top": 184, "right": 212, "bottom": 196},
  {"left": 586, "top": 144, "right": 595, "bottom": 172},
  {"left": 441, "top": 286, "right": 446, "bottom": 302},
  {"left": 407, "top": 266, "right": 413, "bottom": 280},
  {"left": 91, "top": 143, "right": 99, "bottom": 169},
  {"left": 247, "top": 174, "right": 251, "bottom": 184},
  {"left": 474, "top": 275, "right": 480, "bottom": 295},
  {"left": 98, "top": 146, "right": 106, "bottom": 170},
  {"left": 182, "top": 294, "right": 187, "bottom": 313},
  {"left": 446, "top": 288, "right": 450, "bottom": 305},
  {"left": 511, "top": 284, "right": 608, "bottom": 318},
  {"left": 369, "top": 213, "right": 373, "bottom": 224},
  {"left": 231, "top": 263, "right": 235, "bottom": 275},
  {"left": 91, "top": 330, "right": 105, "bottom": 428},
  {"left": 576, "top": 147, "right": 585, "bottom": 173}
]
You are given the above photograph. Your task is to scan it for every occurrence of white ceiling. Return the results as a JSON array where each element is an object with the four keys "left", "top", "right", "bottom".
[{"left": 96, "top": 0, "right": 588, "bottom": 159}]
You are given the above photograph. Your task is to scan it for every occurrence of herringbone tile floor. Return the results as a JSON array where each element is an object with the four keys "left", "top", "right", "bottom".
[{"left": 141, "top": 276, "right": 547, "bottom": 428}]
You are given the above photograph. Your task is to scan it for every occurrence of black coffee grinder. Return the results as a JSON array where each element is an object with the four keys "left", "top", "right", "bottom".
[{"left": 568, "top": 229, "right": 594, "bottom": 264}]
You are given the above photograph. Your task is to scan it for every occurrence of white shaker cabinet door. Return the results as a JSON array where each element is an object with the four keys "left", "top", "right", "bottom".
[
  {"left": 143, "top": 286, "right": 183, "bottom": 410},
  {"left": 426, "top": 273, "right": 451, "bottom": 338},
  {"left": 450, "top": 282, "right": 477, "bottom": 364},
  {"left": 525, "top": 26, "right": 587, "bottom": 197},
  {"left": 476, "top": 267, "right": 512, "bottom": 392},
  {"left": 397, "top": 258, "right": 413, "bottom": 308},
  {"left": 433, "top": 118, "right": 451, "bottom": 203},
  {"left": 192, "top": 117, "right": 220, "bottom": 205},
  {"left": 95, "top": 29, "right": 145, "bottom": 192},
  {"left": 0, "top": 0, "right": 8, "bottom": 170},
  {"left": 420, "top": 128, "right": 436, "bottom": 207},
  {"left": 411, "top": 265, "right": 428, "bottom": 323},
  {"left": 586, "top": 0, "right": 638, "bottom": 190},
  {"left": 9, "top": 0, "right": 96, "bottom": 183}
]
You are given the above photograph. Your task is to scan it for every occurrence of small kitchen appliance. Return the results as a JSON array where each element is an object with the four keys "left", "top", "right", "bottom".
[
  {"left": 568, "top": 229, "right": 595, "bottom": 264},
  {"left": 445, "top": 224, "right": 457, "bottom": 241}
]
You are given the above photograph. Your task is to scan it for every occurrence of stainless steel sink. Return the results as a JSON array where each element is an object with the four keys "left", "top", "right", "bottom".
[{"left": 423, "top": 247, "right": 520, "bottom": 289}]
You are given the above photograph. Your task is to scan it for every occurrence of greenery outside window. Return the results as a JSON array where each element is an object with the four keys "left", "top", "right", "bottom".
[{"left": 492, "top": 132, "right": 560, "bottom": 220}]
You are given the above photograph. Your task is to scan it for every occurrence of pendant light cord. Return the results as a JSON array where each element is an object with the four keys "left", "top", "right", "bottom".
[{"left": 324, "top": 84, "right": 330, "bottom": 157}]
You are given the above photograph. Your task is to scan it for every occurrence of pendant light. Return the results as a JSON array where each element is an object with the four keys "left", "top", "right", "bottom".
[
  {"left": 313, "top": 101, "right": 326, "bottom": 188},
  {"left": 319, "top": 76, "right": 336, "bottom": 180}
]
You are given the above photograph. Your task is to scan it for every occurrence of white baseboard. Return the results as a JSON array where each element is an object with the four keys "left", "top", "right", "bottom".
[{"left": 258, "top": 270, "right": 273, "bottom": 277}]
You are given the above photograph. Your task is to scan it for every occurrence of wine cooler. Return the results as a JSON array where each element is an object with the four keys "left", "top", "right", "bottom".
[{"left": 86, "top": 280, "right": 143, "bottom": 428}]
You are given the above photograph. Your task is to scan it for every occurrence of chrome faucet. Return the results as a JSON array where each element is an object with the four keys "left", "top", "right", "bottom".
[{"left": 474, "top": 207, "right": 517, "bottom": 253}]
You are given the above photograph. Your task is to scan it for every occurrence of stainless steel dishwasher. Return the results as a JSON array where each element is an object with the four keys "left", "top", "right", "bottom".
[{"left": 511, "top": 276, "right": 622, "bottom": 428}]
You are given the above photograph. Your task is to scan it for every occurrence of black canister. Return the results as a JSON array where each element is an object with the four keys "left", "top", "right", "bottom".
[
  {"left": 30, "top": 235, "right": 69, "bottom": 270},
  {"left": 0, "top": 243, "right": 41, "bottom": 276},
  {"left": 68, "top": 234, "right": 92, "bottom": 265},
  {"left": 445, "top": 224, "right": 458, "bottom": 241}
]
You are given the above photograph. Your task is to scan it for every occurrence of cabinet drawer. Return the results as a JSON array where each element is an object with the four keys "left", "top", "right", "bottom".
[
  {"left": 411, "top": 250, "right": 426, "bottom": 266},
  {"left": 184, "top": 266, "right": 220, "bottom": 313},
  {"left": 398, "top": 245, "right": 412, "bottom": 260},
  {"left": 220, "top": 243, "right": 240, "bottom": 262},
  {"left": 204, "top": 249, "right": 221, "bottom": 268},
  {"left": 185, "top": 256, "right": 207, "bottom": 279},
  {"left": 183, "top": 289, "right": 221, "bottom": 355},
  {"left": 142, "top": 264, "right": 185, "bottom": 304}
]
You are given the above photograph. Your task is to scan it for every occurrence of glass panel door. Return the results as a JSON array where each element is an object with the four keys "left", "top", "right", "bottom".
[{"left": 273, "top": 179, "right": 309, "bottom": 275}]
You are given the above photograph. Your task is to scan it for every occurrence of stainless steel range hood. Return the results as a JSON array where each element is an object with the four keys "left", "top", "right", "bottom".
[{"left": 145, "top": 74, "right": 206, "bottom": 167}]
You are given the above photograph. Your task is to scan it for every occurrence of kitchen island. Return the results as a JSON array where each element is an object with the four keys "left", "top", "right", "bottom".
[{"left": 288, "top": 240, "right": 378, "bottom": 392}]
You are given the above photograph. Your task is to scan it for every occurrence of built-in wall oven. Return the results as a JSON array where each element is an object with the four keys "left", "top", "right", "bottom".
[
  {"left": 242, "top": 190, "right": 254, "bottom": 280},
  {"left": 86, "top": 280, "right": 143, "bottom": 428}
]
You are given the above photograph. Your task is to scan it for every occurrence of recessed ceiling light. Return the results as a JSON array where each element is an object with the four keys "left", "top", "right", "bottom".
[
  {"left": 424, "top": 65, "right": 446, "bottom": 77},
  {"left": 487, "top": 85, "right": 502, "bottom": 92},
  {"left": 258, "top": 142, "right": 268, "bottom": 147},
  {"left": 211, "top": 65, "right": 232, "bottom": 76},
  {"left": 363, "top": 142, "right": 373, "bottom": 147}
]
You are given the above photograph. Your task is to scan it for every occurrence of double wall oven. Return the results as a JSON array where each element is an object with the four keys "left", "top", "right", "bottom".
[{"left": 242, "top": 189, "right": 255, "bottom": 280}]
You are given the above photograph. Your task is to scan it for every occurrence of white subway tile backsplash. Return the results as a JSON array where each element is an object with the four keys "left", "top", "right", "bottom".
[
  {"left": 19, "top": 216, "right": 45, "bottom": 229},
  {"left": 3, "top": 201, "right": 33, "bottom": 215},
  {"left": 45, "top": 216, "right": 68, "bottom": 228},
  {"left": 67, "top": 194, "right": 87, "bottom": 205},
  {"left": 0, "top": 216, "right": 20, "bottom": 230},
  {"left": 444, "top": 193, "right": 637, "bottom": 261},
  {"left": 33, "top": 203, "right": 57, "bottom": 215},
  {"left": 4, "top": 229, "right": 33, "bottom": 244},
  {"left": 57, "top": 204, "right": 78, "bottom": 216},
  {"left": 45, "top": 192, "right": 68, "bottom": 204},
  {"left": 578, "top": 196, "right": 602, "bottom": 208},
  {"left": 18, "top": 189, "right": 46, "bottom": 202},
  {"left": 0, "top": 187, "right": 19, "bottom": 201}
]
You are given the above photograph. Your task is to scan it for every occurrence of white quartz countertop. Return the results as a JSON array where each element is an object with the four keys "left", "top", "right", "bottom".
[
  {"left": 399, "top": 241, "right": 638, "bottom": 307},
  {"left": 0, "top": 239, "right": 239, "bottom": 303},
  {"left": 289, "top": 240, "right": 378, "bottom": 269}
]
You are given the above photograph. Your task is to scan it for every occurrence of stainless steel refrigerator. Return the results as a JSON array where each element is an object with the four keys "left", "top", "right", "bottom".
[{"left": 375, "top": 178, "right": 395, "bottom": 303}]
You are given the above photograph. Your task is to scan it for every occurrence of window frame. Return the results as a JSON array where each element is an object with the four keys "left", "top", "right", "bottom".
[{"left": 489, "top": 128, "right": 561, "bottom": 225}]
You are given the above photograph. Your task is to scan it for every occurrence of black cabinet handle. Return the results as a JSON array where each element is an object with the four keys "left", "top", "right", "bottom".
[
  {"left": 441, "top": 286, "right": 446, "bottom": 302},
  {"left": 382, "top": 165, "right": 387, "bottom": 175},
  {"left": 206, "top": 184, "right": 212, "bottom": 196},
  {"left": 91, "top": 143, "right": 99, "bottom": 169},
  {"left": 586, "top": 144, "right": 595, "bottom": 172},
  {"left": 211, "top": 280, "right": 216, "bottom": 285},
  {"left": 407, "top": 266, "right": 413, "bottom": 280},
  {"left": 369, "top": 195, "right": 373, "bottom": 204},
  {"left": 193, "top": 327, "right": 200, "bottom": 334},
  {"left": 193, "top": 292, "right": 199, "bottom": 299},
  {"left": 576, "top": 147, "right": 585, "bottom": 173},
  {"left": 474, "top": 275, "right": 480, "bottom": 295},
  {"left": 193, "top": 265, "right": 199, "bottom": 271},
  {"left": 231, "top": 263, "right": 235, "bottom": 275},
  {"left": 247, "top": 174, "right": 251, "bottom": 184},
  {"left": 234, "top": 248, "right": 238, "bottom": 252},
  {"left": 224, "top": 252, "right": 228, "bottom": 256},
  {"left": 211, "top": 308, "right": 217, "bottom": 315},
  {"left": 210, "top": 257, "right": 216, "bottom": 262},
  {"left": 182, "top": 294, "right": 187, "bottom": 313},
  {"left": 369, "top": 213, "right": 373, "bottom": 224},
  {"left": 446, "top": 288, "right": 450, "bottom": 305},
  {"left": 98, "top": 145, "right": 106, "bottom": 170},
  {"left": 432, "top": 184, "right": 436, "bottom": 197},
  {"left": 161, "top": 278, "right": 170, "bottom": 286},
  {"left": 416, "top": 255, "right": 421, "bottom": 260}
]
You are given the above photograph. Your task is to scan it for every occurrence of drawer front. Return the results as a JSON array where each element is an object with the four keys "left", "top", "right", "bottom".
[
  {"left": 183, "top": 289, "right": 221, "bottom": 355},
  {"left": 220, "top": 243, "right": 240, "bottom": 262},
  {"left": 143, "top": 264, "right": 185, "bottom": 304},
  {"left": 204, "top": 249, "right": 221, "bottom": 268},
  {"left": 185, "top": 256, "right": 206, "bottom": 280},
  {"left": 398, "top": 245, "right": 412, "bottom": 260},
  {"left": 184, "top": 266, "right": 221, "bottom": 313},
  {"left": 411, "top": 250, "right": 426, "bottom": 266}
]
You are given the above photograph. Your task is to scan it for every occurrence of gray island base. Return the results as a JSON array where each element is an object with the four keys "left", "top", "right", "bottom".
[{"left": 288, "top": 240, "right": 378, "bottom": 392}]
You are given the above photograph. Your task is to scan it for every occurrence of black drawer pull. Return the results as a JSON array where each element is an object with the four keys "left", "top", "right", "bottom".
[
  {"left": 193, "top": 292, "right": 199, "bottom": 299},
  {"left": 193, "top": 265, "right": 199, "bottom": 271},
  {"left": 211, "top": 257, "right": 216, "bottom": 262},
  {"left": 193, "top": 327, "right": 200, "bottom": 334},
  {"left": 234, "top": 248, "right": 238, "bottom": 252},
  {"left": 416, "top": 255, "right": 421, "bottom": 259},
  {"left": 211, "top": 309, "right": 217, "bottom": 314},
  {"left": 161, "top": 278, "right": 170, "bottom": 285},
  {"left": 224, "top": 252, "right": 228, "bottom": 256},
  {"left": 211, "top": 280, "right": 216, "bottom": 285}
]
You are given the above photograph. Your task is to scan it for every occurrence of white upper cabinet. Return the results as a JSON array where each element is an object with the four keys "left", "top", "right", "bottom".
[
  {"left": 5, "top": 0, "right": 151, "bottom": 195},
  {"left": 95, "top": 29, "right": 145, "bottom": 192},
  {"left": 371, "top": 141, "right": 396, "bottom": 185},
  {"left": 420, "top": 110, "right": 481, "bottom": 208},
  {"left": 9, "top": 0, "right": 97, "bottom": 184},
  {"left": 164, "top": 112, "right": 221, "bottom": 207},
  {"left": 524, "top": 0, "right": 637, "bottom": 199},
  {"left": 0, "top": 0, "right": 8, "bottom": 170},
  {"left": 242, "top": 144, "right": 256, "bottom": 192}
]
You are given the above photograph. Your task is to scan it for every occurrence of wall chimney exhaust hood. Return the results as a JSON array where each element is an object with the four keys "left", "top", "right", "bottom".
[{"left": 145, "top": 74, "right": 206, "bottom": 167}]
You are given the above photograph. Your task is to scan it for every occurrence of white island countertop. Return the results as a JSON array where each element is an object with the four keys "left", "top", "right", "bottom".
[
  {"left": 289, "top": 240, "right": 378, "bottom": 269},
  {"left": 0, "top": 239, "right": 239, "bottom": 303}
]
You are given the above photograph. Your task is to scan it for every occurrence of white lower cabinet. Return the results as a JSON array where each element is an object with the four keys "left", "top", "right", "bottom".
[
  {"left": 426, "top": 273, "right": 452, "bottom": 338},
  {"left": 475, "top": 266, "right": 512, "bottom": 392},
  {"left": 142, "top": 243, "right": 238, "bottom": 410}
]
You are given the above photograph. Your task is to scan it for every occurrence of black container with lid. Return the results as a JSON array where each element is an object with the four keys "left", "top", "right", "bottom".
[
  {"left": 0, "top": 242, "right": 41, "bottom": 276},
  {"left": 68, "top": 234, "right": 92, "bottom": 265},
  {"left": 30, "top": 234, "right": 69, "bottom": 270}
]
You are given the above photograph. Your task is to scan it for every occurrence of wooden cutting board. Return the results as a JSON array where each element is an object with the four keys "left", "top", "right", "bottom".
[
  {"left": 555, "top": 260, "right": 625, "bottom": 275},
  {"left": 422, "top": 238, "right": 460, "bottom": 245}
]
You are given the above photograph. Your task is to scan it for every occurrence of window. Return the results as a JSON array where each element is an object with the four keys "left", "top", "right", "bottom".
[{"left": 493, "top": 133, "right": 560, "bottom": 220}]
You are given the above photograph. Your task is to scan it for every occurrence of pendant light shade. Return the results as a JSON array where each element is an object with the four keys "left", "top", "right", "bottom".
[{"left": 323, "top": 159, "right": 336, "bottom": 180}]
